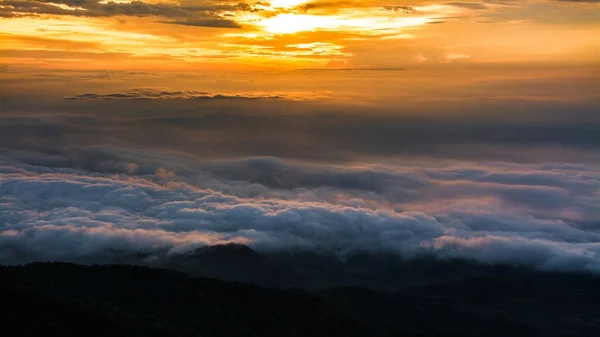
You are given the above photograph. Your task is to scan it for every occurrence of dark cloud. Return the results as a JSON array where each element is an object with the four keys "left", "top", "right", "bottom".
[
  {"left": 382, "top": 5, "right": 419, "bottom": 14},
  {"left": 0, "top": 0, "right": 255, "bottom": 28},
  {"left": 447, "top": 2, "right": 488, "bottom": 10},
  {"left": 159, "top": 18, "right": 241, "bottom": 28},
  {"left": 64, "top": 89, "right": 287, "bottom": 100}
]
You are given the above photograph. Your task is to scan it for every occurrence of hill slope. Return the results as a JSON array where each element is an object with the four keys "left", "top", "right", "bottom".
[{"left": 2, "top": 263, "right": 600, "bottom": 337}]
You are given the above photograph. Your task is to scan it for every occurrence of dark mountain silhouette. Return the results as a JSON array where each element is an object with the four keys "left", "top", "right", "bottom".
[
  {"left": 151, "top": 244, "right": 575, "bottom": 290},
  {"left": 160, "top": 243, "right": 307, "bottom": 287},
  {"left": 2, "top": 262, "right": 600, "bottom": 337}
]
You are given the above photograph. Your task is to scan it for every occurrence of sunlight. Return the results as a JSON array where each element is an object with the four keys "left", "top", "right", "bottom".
[
  {"left": 47, "top": 2, "right": 87, "bottom": 11},
  {"left": 261, "top": 14, "right": 338, "bottom": 34},
  {"left": 259, "top": 12, "right": 433, "bottom": 35},
  {"left": 270, "top": 0, "right": 308, "bottom": 8}
]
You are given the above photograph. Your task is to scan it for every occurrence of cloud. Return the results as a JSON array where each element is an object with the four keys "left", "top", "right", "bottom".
[
  {"left": 159, "top": 18, "right": 241, "bottom": 28},
  {"left": 429, "top": 235, "right": 600, "bottom": 271},
  {"left": 555, "top": 0, "right": 600, "bottom": 2},
  {"left": 1, "top": 148, "right": 599, "bottom": 271},
  {"left": 382, "top": 6, "right": 419, "bottom": 14},
  {"left": 1, "top": 74, "right": 599, "bottom": 164},
  {"left": 447, "top": 2, "right": 487, "bottom": 10},
  {"left": 0, "top": 0, "right": 254, "bottom": 28},
  {"left": 440, "top": 53, "right": 471, "bottom": 63},
  {"left": 64, "top": 89, "right": 288, "bottom": 100}
]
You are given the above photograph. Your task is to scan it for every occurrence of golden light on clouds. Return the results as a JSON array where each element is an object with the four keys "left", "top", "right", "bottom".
[
  {"left": 0, "top": 0, "right": 598, "bottom": 70},
  {"left": 46, "top": 2, "right": 86, "bottom": 11},
  {"left": 257, "top": 11, "right": 433, "bottom": 35},
  {"left": 270, "top": 0, "right": 308, "bottom": 8}
]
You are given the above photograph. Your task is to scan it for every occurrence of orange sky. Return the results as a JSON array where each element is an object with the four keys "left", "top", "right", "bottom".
[{"left": 1, "top": 0, "right": 599, "bottom": 70}]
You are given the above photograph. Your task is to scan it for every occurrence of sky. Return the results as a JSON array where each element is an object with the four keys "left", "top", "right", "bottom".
[
  {"left": 1, "top": 0, "right": 599, "bottom": 69},
  {"left": 0, "top": 1, "right": 599, "bottom": 271}
]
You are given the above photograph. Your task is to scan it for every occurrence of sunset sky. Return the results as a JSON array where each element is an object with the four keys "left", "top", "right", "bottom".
[{"left": 1, "top": 0, "right": 599, "bottom": 70}]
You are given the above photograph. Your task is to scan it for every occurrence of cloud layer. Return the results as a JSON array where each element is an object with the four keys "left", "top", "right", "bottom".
[
  {"left": 64, "top": 89, "right": 288, "bottom": 101},
  {"left": 1, "top": 148, "right": 599, "bottom": 271},
  {"left": 1, "top": 0, "right": 254, "bottom": 27}
]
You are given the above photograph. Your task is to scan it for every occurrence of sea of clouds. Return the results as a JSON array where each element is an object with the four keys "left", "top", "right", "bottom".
[{"left": 2, "top": 147, "right": 599, "bottom": 271}]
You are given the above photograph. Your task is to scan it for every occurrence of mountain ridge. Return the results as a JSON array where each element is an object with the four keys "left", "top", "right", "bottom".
[{"left": 2, "top": 262, "right": 599, "bottom": 337}]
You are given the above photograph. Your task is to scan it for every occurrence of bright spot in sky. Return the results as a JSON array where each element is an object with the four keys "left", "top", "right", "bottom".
[
  {"left": 261, "top": 14, "right": 337, "bottom": 34},
  {"left": 270, "top": 0, "right": 307, "bottom": 8},
  {"left": 259, "top": 12, "right": 433, "bottom": 35}
]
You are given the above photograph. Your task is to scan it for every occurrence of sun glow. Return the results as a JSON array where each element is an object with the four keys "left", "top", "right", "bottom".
[
  {"left": 258, "top": 12, "right": 433, "bottom": 35},
  {"left": 2, "top": 0, "right": 594, "bottom": 69},
  {"left": 261, "top": 14, "right": 338, "bottom": 34},
  {"left": 270, "top": 0, "right": 308, "bottom": 8}
]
